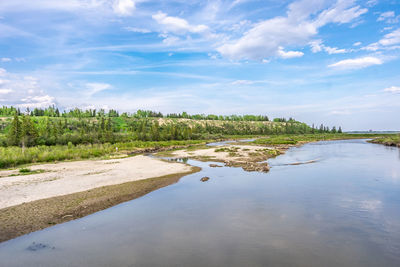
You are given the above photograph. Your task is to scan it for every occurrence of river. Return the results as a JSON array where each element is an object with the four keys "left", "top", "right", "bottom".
[{"left": 0, "top": 139, "right": 399, "bottom": 266}]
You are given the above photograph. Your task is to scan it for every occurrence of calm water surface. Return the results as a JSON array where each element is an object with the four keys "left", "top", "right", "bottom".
[{"left": 1, "top": 139, "right": 400, "bottom": 266}]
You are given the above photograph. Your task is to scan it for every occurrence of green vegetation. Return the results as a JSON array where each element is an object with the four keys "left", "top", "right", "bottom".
[
  {"left": 252, "top": 133, "right": 389, "bottom": 145},
  {"left": 0, "top": 106, "right": 340, "bottom": 149},
  {"left": 0, "top": 140, "right": 206, "bottom": 169},
  {"left": 215, "top": 147, "right": 240, "bottom": 153},
  {"left": 8, "top": 168, "right": 46, "bottom": 176},
  {"left": 370, "top": 134, "right": 400, "bottom": 147},
  {"left": 3, "top": 105, "right": 389, "bottom": 169},
  {"left": 19, "top": 168, "right": 31, "bottom": 173}
]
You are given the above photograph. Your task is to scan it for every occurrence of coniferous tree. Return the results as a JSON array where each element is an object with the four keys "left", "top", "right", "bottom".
[
  {"left": 20, "top": 115, "right": 37, "bottom": 147},
  {"left": 7, "top": 113, "right": 21, "bottom": 146}
]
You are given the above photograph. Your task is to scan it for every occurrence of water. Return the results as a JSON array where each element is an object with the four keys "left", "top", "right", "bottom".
[{"left": 1, "top": 139, "right": 400, "bottom": 266}]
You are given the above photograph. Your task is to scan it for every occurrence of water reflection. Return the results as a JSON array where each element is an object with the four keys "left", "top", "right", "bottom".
[{"left": 0, "top": 140, "right": 399, "bottom": 267}]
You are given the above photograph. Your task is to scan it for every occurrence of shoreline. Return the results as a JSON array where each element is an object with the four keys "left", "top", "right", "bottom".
[
  {"left": 0, "top": 166, "right": 200, "bottom": 243},
  {"left": 0, "top": 136, "right": 392, "bottom": 243}
]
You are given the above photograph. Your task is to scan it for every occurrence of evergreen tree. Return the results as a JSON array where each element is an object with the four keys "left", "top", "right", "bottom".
[
  {"left": 7, "top": 113, "right": 21, "bottom": 146},
  {"left": 20, "top": 115, "right": 37, "bottom": 147}
]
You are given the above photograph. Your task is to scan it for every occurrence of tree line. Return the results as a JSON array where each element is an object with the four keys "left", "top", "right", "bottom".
[
  {"left": 1, "top": 106, "right": 273, "bottom": 121},
  {"left": 2, "top": 112, "right": 341, "bottom": 148}
]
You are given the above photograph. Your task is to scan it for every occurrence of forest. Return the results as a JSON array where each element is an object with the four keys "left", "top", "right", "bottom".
[
  {"left": 0, "top": 106, "right": 341, "bottom": 147},
  {"left": 0, "top": 105, "right": 345, "bottom": 168}
]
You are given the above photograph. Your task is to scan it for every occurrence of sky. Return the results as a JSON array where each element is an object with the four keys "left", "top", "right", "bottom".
[{"left": 0, "top": 0, "right": 399, "bottom": 130}]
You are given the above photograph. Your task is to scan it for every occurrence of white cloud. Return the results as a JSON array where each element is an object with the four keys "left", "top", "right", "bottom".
[
  {"left": 314, "top": 0, "right": 367, "bottom": 27},
  {"left": 218, "top": 0, "right": 367, "bottom": 60},
  {"left": 152, "top": 12, "right": 209, "bottom": 35},
  {"left": 366, "top": 0, "right": 378, "bottom": 7},
  {"left": 0, "top": 89, "right": 12, "bottom": 94},
  {"left": 328, "top": 56, "right": 383, "bottom": 69},
  {"left": 20, "top": 95, "right": 55, "bottom": 108},
  {"left": 85, "top": 82, "right": 112, "bottom": 96},
  {"left": 278, "top": 47, "right": 304, "bottom": 59},
  {"left": 378, "top": 28, "right": 400, "bottom": 46},
  {"left": 310, "top": 39, "right": 348, "bottom": 54},
  {"left": 353, "top": 41, "right": 362, "bottom": 46},
  {"left": 1, "top": 57, "right": 11, "bottom": 62},
  {"left": 161, "top": 35, "right": 180, "bottom": 45},
  {"left": 218, "top": 16, "right": 316, "bottom": 60},
  {"left": 231, "top": 80, "right": 254, "bottom": 85},
  {"left": 0, "top": 0, "right": 137, "bottom": 18},
  {"left": 113, "top": 0, "right": 135, "bottom": 16},
  {"left": 383, "top": 86, "right": 400, "bottom": 93},
  {"left": 377, "top": 11, "right": 395, "bottom": 21},
  {"left": 0, "top": 68, "right": 56, "bottom": 108},
  {"left": 323, "top": 46, "right": 348, "bottom": 54},
  {"left": 363, "top": 28, "right": 400, "bottom": 51},
  {"left": 124, "top": 27, "right": 151, "bottom": 33},
  {"left": 377, "top": 11, "right": 399, "bottom": 24},
  {"left": 310, "top": 40, "right": 323, "bottom": 52}
]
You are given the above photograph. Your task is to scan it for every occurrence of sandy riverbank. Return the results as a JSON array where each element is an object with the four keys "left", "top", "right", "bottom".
[
  {"left": 0, "top": 142, "right": 286, "bottom": 243},
  {"left": 0, "top": 155, "right": 193, "bottom": 209},
  {"left": 0, "top": 155, "right": 199, "bottom": 242}
]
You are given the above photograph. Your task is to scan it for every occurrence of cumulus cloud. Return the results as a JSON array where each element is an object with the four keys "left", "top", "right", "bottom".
[
  {"left": 113, "top": 0, "right": 135, "bottom": 16},
  {"left": 152, "top": 12, "right": 209, "bottom": 35},
  {"left": 278, "top": 47, "right": 304, "bottom": 58},
  {"left": 383, "top": 86, "right": 400, "bottom": 93},
  {"left": 1, "top": 57, "right": 12, "bottom": 62},
  {"left": 218, "top": 0, "right": 367, "bottom": 60},
  {"left": 20, "top": 95, "right": 55, "bottom": 108},
  {"left": 328, "top": 56, "right": 383, "bottom": 69},
  {"left": 0, "top": 68, "right": 56, "bottom": 108}
]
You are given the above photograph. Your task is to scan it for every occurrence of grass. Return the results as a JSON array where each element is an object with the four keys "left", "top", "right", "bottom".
[
  {"left": 19, "top": 168, "right": 31, "bottom": 173},
  {"left": 1, "top": 133, "right": 394, "bottom": 170},
  {"left": 369, "top": 134, "right": 400, "bottom": 147},
  {"left": 215, "top": 147, "right": 240, "bottom": 153},
  {"left": 252, "top": 133, "right": 393, "bottom": 145},
  {"left": 0, "top": 140, "right": 210, "bottom": 169},
  {"left": 7, "top": 168, "right": 46, "bottom": 177}
]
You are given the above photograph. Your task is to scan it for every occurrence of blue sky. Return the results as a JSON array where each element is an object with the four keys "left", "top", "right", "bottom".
[{"left": 0, "top": 0, "right": 399, "bottom": 130}]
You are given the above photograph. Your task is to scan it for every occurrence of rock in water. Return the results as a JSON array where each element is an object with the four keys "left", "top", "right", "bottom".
[
  {"left": 200, "top": 177, "right": 210, "bottom": 182},
  {"left": 209, "top": 164, "right": 222, "bottom": 168}
]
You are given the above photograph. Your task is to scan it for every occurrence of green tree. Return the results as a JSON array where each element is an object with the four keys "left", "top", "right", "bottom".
[
  {"left": 7, "top": 113, "right": 21, "bottom": 146},
  {"left": 20, "top": 115, "right": 37, "bottom": 147}
]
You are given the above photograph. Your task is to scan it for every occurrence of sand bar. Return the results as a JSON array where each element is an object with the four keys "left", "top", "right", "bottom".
[{"left": 0, "top": 155, "right": 192, "bottom": 209}]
